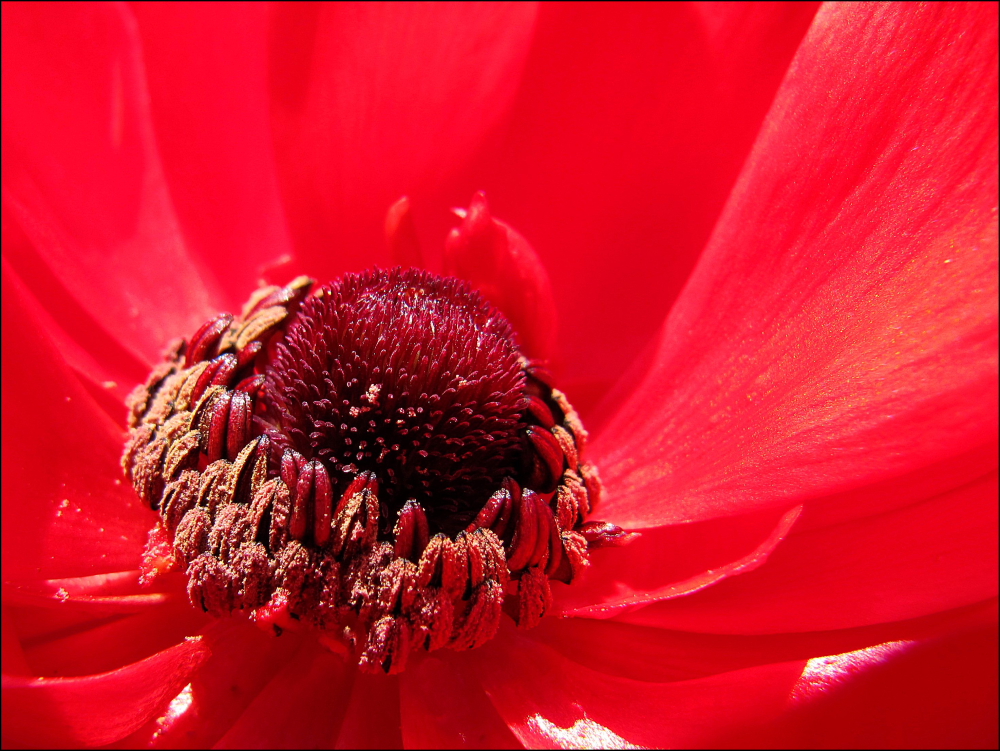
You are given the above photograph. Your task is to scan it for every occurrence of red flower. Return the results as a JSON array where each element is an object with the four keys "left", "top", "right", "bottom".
[{"left": 3, "top": 2, "right": 997, "bottom": 748}]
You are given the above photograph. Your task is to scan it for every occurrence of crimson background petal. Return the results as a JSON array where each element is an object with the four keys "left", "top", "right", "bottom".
[
  {"left": 620, "top": 472, "right": 998, "bottom": 633},
  {"left": 268, "top": 2, "right": 538, "bottom": 281},
  {"left": 214, "top": 638, "right": 355, "bottom": 749},
  {"left": 595, "top": 1, "right": 999, "bottom": 527},
  {"left": 399, "top": 650, "right": 520, "bottom": 748},
  {"left": 475, "top": 622, "right": 804, "bottom": 749},
  {"left": 731, "top": 624, "right": 999, "bottom": 749},
  {"left": 460, "top": 2, "right": 819, "bottom": 407},
  {"left": 117, "top": 621, "right": 301, "bottom": 749},
  {"left": 129, "top": 1, "right": 294, "bottom": 307},
  {"left": 1, "top": 1, "right": 217, "bottom": 364},
  {"left": 2, "top": 263, "right": 154, "bottom": 581},
  {"left": 526, "top": 600, "right": 996, "bottom": 685},
  {"left": 2, "top": 637, "right": 209, "bottom": 748}
]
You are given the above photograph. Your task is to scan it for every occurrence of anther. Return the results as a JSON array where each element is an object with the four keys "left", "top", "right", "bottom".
[
  {"left": 361, "top": 616, "right": 411, "bottom": 675},
  {"left": 195, "top": 460, "right": 230, "bottom": 515},
  {"left": 163, "top": 430, "right": 201, "bottom": 482},
  {"left": 440, "top": 533, "right": 469, "bottom": 599},
  {"left": 185, "top": 313, "right": 233, "bottom": 367},
  {"left": 176, "top": 361, "right": 209, "bottom": 411},
  {"left": 416, "top": 534, "right": 449, "bottom": 589},
  {"left": 229, "top": 436, "right": 269, "bottom": 505},
  {"left": 527, "top": 496, "right": 555, "bottom": 570},
  {"left": 506, "top": 487, "right": 539, "bottom": 572},
  {"left": 281, "top": 449, "right": 305, "bottom": 497},
  {"left": 526, "top": 426, "right": 565, "bottom": 492},
  {"left": 525, "top": 395, "right": 557, "bottom": 429},
  {"left": 550, "top": 425, "right": 578, "bottom": 472},
  {"left": 290, "top": 461, "right": 315, "bottom": 541},
  {"left": 331, "top": 471, "right": 380, "bottom": 558},
  {"left": 311, "top": 461, "right": 334, "bottom": 548},
  {"left": 245, "top": 276, "right": 313, "bottom": 318},
  {"left": 394, "top": 500, "right": 430, "bottom": 561},
  {"left": 235, "top": 373, "right": 266, "bottom": 396},
  {"left": 204, "top": 390, "right": 233, "bottom": 464},
  {"left": 543, "top": 510, "right": 564, "bottom": 578},
  {"left": 516, "top": 566, "right": 551, "bottom": 629},
  {"left": 470, "top": 487, "right": 507, "bottom": 532},
  {"left": 161, "top": 470, "right": 200, "bottom": 532},
  {"left": 236, "top": 340, "right": 263, "bottom": 371},
  {"left": 556, "top": 531, "right": 590, "bottom": 583},
  {"left": 209, "top": 353, "right": 239, "bottom": 389},
  {"left": 579, "top": 520, "right": 638, "bottom": 548},
  {"left": 492, "top": 477, "right": 519, "bottom": 538},
  {"left": 226, "top": 391, "right": 252, "bottom": 462},
  {"left": 409, "top": 588, "right": 454, "bottom": 652},
  {"left": 451, "top": 580, "right": 504, "bottom": 650},
  {"left": 234, "top": 306, "right": 289, "bottom": 351}
]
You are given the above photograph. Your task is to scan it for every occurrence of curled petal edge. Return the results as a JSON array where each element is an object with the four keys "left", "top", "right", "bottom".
[{"left": 559, "top": 505, "right": 802, "bottom": 619}]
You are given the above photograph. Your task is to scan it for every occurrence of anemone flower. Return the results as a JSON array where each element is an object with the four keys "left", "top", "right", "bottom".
[{"left": 3, "top": 2, "right": 997, "bottom": 749}]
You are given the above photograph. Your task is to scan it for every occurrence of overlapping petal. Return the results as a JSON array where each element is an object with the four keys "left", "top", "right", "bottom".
[
  {"left": 399, "top": 650, "right": 520, "bottom": 749},
  {"left": 621, "top": 472, "right": 998, "bottom": 633},
  {"left": 2, "top": 637, "right": 209, "bottom": 748},
  {"left": 595, "top": 1, "right": 999, "bottom": 527},
  {"left": 214, "top": 637, "right": 356, "bottom": 749},
  {"left": 129, "top": 2, "right": 294, "bottom": 307},
  {"left": 1, "top": 1, "right": 217, "bottom": 364},
  {"left": 118, "top": 621, "right": 302, "bottom": 749},
  {"left": 268, "top": 2, "right": 538, "bottom": 281},
  {"left": 473, "top": 622, "right": 805, "bottom": 749},
  {"left": 2, "top": 262, "right": 153, "bottom": 581},
  {"left": 467, "top": 2, "right": 820, "bottom": 407},
  {"left": 739, "top": 623, "right": 1000, "bottom": 749}
]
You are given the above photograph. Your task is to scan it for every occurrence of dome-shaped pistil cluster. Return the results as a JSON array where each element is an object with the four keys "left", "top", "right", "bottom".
[
  {"left": 123, "top": 269, "right": 626, "bottom": 673},
  {"left": 260, "top": 270, "right": 527, "bottom": 535}
]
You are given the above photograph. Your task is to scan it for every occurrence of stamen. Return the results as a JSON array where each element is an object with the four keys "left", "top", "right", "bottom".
[{"left": 123, "top": 268, "right": 626, "bottom": 673}]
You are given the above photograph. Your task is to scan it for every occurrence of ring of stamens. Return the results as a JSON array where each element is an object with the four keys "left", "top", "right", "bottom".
[{"left": 123, "top": 269, "right": 627, "bottom": 674}]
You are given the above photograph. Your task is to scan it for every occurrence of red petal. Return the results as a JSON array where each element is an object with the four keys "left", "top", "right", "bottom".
[
  {"left": 595, "top": 2, "right": 999, "bottom": 527},
  {"left": 3, "top": 572, "right": 184, "bottom": 643},
  {"left": 4, "top": 569, "right": 172, "bottom": 600},
  {"left": 119, "top": 620, "right": 300, "bottom": 749},
  {"left": 2, "top": 268, "right": 154, "bottom": 581},
  {"left": 129, "top": 3, "right": 294, "bottom": 306},
  {"left": 2, "top": 2, "right": 216, "bottom": 363},
  {"left": 21, "top": 598, "right": 206, "bottom": 679},
  {"left": 332, "top": 669, "right": 403, "bottom": 749},
  {"left": 530, "top": 599, "right": 997, "bottom": 685},
  {"left": 474, "top": 622, "right": 804, "bottom": 749},
  {"left": 554, "top": 505, "right": 800, "bottom": 618},
  {"left": 443, "top": 192, "right": 558, "bottom": 359},
  {"left": 620, "top": 472, "right": 998, "bottom": 633},
  {"left": 269, "top": 3, "right": 537, "bottom": 281},
  {"left": 2, "top": 605, "right": 30, "bottom": 677},
  {"left": 468, "top": 3, "right": 817, "bottom": 404},
  {"left": 3, "top": 221, "right": 148, "bottom": 400},
  {"left": 214, "top": 637, "right": 355, "bottom": 749},
  {"left": 399, "top": 650, "right": 520, "bottom": 748},
  {"left": 737, "top": 624, "right": 999, "bottom": 749},
  {"left": 2, "top": 636, "right": 209, "bottom": 747}
]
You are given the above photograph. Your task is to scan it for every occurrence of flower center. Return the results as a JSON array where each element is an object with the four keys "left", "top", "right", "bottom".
[
  {"left": 123, "top": 269, "right": 626, "bottom": 673},
  {"left": 259, "top": 269, "right": 526, "bottom": 535}
]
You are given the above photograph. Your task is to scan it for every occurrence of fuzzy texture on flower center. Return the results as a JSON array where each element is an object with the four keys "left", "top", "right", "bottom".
[
  {"left": 123, "top": 269, "right": 629, "bottom": 674},
  {"left": 260, "top": 269, "right": 526, "bottom": 534}
]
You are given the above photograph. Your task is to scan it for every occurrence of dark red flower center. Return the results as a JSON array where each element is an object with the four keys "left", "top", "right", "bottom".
[
  {"left": 259, "top": 269, "right": 527, "bottom": 535},
  {"left": 123, "top": 268, "right": 628, "bottom": 673}
]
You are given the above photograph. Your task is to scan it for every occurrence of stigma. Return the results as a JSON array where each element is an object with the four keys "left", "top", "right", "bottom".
[{"left": 123, "top": 267, "right": 624, "bottom": 673}]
